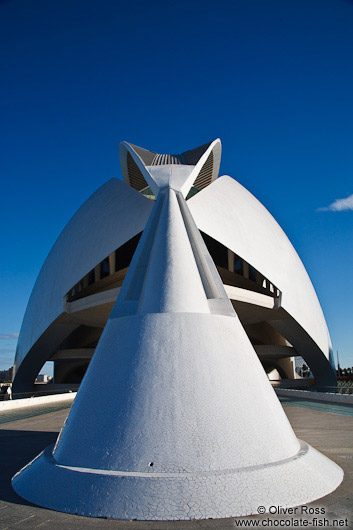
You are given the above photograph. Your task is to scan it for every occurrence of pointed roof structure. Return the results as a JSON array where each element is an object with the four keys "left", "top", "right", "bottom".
[{"left": 119, "top": 138, "right": 221, "bottom": 196}]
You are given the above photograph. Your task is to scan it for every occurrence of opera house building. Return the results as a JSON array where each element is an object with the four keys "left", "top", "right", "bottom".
[
  {"left": 13, "top": 139, "right": 336, "bottom": 394},
  {"left": 12, "top": 139, "right": 342, "bottom": 520}
]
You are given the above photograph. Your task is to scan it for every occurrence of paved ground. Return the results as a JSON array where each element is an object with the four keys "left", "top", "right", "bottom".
[
  {"left": 0, "top": 403, "right": 352, "bottom": 530},
  {"left": 0, "top": 401, "right": 74, "bottom": 425}
]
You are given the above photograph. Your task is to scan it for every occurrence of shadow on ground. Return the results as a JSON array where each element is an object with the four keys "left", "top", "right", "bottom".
[
  {"left": 0, "top": 405, "right": 352, "bottom": 529},
  {"left": 0, "top": 430, "right": 57, "bottom": 505}
]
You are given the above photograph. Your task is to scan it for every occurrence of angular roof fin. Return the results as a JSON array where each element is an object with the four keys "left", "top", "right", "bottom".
[{"left": 119, "top": 139, "right": 222, "bottom": 198}]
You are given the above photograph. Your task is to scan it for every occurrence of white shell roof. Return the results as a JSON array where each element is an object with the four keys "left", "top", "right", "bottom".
[
  {"left": 15, "top": 170, "right": 331, "bottom": 374},
  {"left": 15, "top": 178, "right": 153, "bottom": 368},
  {"left": 188, "top": 175, "right": 331, "bottom": 358}
]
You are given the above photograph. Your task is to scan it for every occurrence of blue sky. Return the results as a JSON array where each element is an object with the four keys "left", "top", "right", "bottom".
[{"left": 1, "top": 0, "right": 352, "bottom": 372}]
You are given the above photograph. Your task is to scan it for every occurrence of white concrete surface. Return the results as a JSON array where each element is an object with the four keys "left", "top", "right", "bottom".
[
  {"left": 66, "top": 288, "right": 120, "bottom": 313},
  {"left": 224, "top": 284, "right": 275, "bottom": 308},
  {"left": 188, "top": 175, "right": 332, "bottom": 361},
  {"left": 14, "top": 179, "right": 153, "bottom": 374},
  {"left": 15, "top": 139, "right": 336, "bottom": 392},
  {"left": 0, "top": 392, "right": 76, "bottom": 411},
  {"left": 13, "top": 150, "right": 343, "bottom": 520},
  {"left": 13, "top": 439, "right": 342, "bottom": 520}
]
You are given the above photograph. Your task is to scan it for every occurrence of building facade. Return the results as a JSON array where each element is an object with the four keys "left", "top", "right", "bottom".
[
  {"left": 13, "top": 139, "right": 336, "bottom": 393},
  {"left": 12, "top": 138, "right": 342, "bottom": 520}
]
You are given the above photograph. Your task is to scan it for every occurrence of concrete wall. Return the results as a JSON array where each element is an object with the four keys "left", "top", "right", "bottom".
[
  {"left": 0, "top": 391, "right": 76, "bottom": 411},
  {"left": 275, "top": 388, "right": 353, "bottom": 405}
]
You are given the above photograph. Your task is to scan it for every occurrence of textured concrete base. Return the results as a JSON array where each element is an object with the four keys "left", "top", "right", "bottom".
[{"left": 12, "top": 440, "right": 343, "bottom": 520}]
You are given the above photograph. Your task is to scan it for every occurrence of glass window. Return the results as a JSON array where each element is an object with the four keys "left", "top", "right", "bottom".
[
  {"left": 249, "top": 265, "right": 256, "bottom": 282},
  {"left": 88, "top": 269, "right": 95, "bottom": 285},
  {"left": 234, "top": 255, "right": 243, "bottom": 275},
  {"left": 100, "top": 257, "right": 110, "bottom": 279},
  {"left": 115, "top": 233, "right": 142, "bottom": 272}
]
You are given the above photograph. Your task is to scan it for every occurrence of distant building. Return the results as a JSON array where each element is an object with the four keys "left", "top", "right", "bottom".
[
  {"left": 35, "top": 374, "right": 51, "bottom": 383},
  {"left": 13, "top": 139, "right": 336, "bottom": 393},
  {"left": 0, "top": 366, "right": 13, "bottom": 382}
]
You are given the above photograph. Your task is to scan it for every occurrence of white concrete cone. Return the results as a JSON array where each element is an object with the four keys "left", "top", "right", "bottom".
[{"left": 13, "top": 165, "right": 343, "bottom": 520}]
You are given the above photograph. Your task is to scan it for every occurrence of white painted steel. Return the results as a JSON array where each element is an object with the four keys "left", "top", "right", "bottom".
[
  {"left": 179, "top": 139, "right": 221, "bottom": 197},
  {"left": 14, "top": 179, "right": 153, "bottom": 374},
  {"left": 145, "top": 164, "right": 195, "bottom": 193},
  {"left": 188, "top": 175, "right": 332, "bottom": 360},
  {"left": 120, "top": 139, "right": 222, "bottom": 199}
]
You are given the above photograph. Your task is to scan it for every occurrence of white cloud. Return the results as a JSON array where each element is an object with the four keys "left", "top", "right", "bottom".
[
  {"left": 0, "top": 333, "right": 19, "bottom": 340},
  {"left": 317, "top": 193, "right": 353, "bottom": 212}
]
